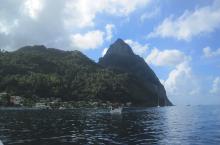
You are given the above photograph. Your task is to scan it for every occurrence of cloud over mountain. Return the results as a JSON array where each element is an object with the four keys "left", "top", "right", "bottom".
[{"left": 0, "top": 0, "right": 151, "bottom": 50}]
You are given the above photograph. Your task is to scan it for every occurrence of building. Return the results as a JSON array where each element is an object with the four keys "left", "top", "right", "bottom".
[
  {"left": 10, "top": 96, "right": 23, "bottom": 105},
  {"left": 35, "top": 103, "right": 50, "bottom": 109}
]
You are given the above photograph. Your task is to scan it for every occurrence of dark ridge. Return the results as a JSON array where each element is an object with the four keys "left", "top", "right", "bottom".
[
  {"left": 105, "top": 38, "right": 134, "bottom": 56},
  {"left": 99, "top": 38, "right": 172, "bottom": 106},
  {"left": 0, "top": 40, "right": 172, "bottom": 106}
]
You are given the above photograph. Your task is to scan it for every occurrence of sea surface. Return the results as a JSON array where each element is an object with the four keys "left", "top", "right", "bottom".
[{"left": 0, "top": 106, "right": 220, "bottom": 145}]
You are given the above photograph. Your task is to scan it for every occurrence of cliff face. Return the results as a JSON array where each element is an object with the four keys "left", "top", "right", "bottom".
[{"left": 99, "top": 39, "right": 172, "bottom": 106}]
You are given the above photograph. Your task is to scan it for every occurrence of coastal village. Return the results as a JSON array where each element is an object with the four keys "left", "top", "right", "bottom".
[{"left": 0, "top": 92, "right": 132, "bottom": 109}]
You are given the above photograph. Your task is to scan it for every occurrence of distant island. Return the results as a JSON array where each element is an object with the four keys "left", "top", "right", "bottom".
[{"left": 0, "top": 39, "right": 172, "bottom": 108}]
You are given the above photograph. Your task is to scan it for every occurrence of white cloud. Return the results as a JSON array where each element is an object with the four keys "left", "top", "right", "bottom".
[
  {"left": 0, "top": 0, "right": 152, "bottom": 51},
  {"left": 104, "top": 0, "right": 152, "bottom": 16},
  {"left": 23, "top": 0, "right": 44, "bottom": 20},
  {"left": 149, "top": 0, "right": 220, "bottom": 41},
  {"left": 0, "top": 21, "right": 9, "bottom": 35},
  {"left": 102, "top": 48, "right": 108, "bottom": 56},
  {"left": 0, "top": 21, "right": 13, "bottom": 35},
  {"left": 125, "top": 39, "right": 149, "bottom": 56},
  {"left": 64, "top": 0, "right": 151, "bottom": 28},
  {"left": 140, "top": 7, "right": 160, "bottom": 22},
  {"left": 146, "top": 48, "right": 201, "bottom": 105},
  {"left": 203, "top": 46, "right": 220, "bottom": 58},
  {"left": 105, "top": 24, "right": 115, "bottom": 41},
  {"left": 149, "top": 48, "right": 220, "bottom": 105},
  {"left": 210, "top": 77, "right": 220, "bottom": 94},
  {"left": 64, "top": 0, "right": 104, "bottom": 28},
  {"left": 146, "top": 48, "right": 188, "bottom": 67},
  {"left": 164, "top": 61, "right": 200, "bottom": 105},
  {"left": 70, "top": 30, "right": 104, "bottom": 50}
]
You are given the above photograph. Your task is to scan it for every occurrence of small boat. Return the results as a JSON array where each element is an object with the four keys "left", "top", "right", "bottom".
[
  {"left": 110, "top": 106, "right": 123, "bottom": 114},
  {"left": 59, "top": 106, "right": 65, "bottom": 110},
  {"left": 0, "top": 140, "right": 4, "bottom": 145},
  {"left": 157, "top": 94, "right": 160, "bottom": 108}
]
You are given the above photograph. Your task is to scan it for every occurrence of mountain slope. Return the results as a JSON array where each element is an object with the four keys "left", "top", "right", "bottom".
[
  {"left": 0, "top": 40, "right": 172, "bottom": 106},
  {"left": 99, "top": 39, "right": 172, "bottom": 106}
]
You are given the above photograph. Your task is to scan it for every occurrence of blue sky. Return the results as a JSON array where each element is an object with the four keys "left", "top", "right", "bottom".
[{"left": 0, "top": 0, "right": 220, "bottom": 105}]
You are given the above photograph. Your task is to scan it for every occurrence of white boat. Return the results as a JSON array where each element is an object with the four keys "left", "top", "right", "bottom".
[
  {"left": 59, "top": 106, "right": 65, "bottom": 110},
  {"left": 35, "top": 103, "right": 51, "bottom": 109},
  {"left": 0, "top": 140, "right": 4, "bottom": 145},
  {"left": 110, "top": 106, "right": 123, "bottom": 114},
  {"left": 157, "top": 94, "right": 160, "bottom": 107}
]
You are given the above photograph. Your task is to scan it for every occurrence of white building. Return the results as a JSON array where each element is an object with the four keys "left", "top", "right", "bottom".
[{"left": 35, "top": 103, "right": 50, "bottom": 109}]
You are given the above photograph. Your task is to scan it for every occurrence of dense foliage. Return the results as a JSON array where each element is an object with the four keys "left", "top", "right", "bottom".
[{"left": 0, "top": 46, "right": 157, "bottom": 106}]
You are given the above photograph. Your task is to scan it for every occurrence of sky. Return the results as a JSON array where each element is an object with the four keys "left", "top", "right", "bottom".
[{"left": 0, "top": 0, "right": 220, "bottom": 105}]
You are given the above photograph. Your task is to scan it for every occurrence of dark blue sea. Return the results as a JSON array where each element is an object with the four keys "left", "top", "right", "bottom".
[{"left": 0, "top": 106, "right": 220, "bottom": 145}]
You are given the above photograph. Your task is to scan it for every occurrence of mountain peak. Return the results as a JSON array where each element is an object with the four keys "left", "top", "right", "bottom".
[
  {"left": 99, "top": 38, "right": 172, "bottom": 106},
  {"left": 105, "top": 38, "right": 134, "bottom": 56},
  {"left": 17, "top": 45, "right": 47, "bottom": 52},
  {"left": 115, "top": 38, "right": 125, "bottom": 44}
]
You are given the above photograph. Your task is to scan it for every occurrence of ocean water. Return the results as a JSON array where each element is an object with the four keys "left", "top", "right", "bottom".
[{"left": 0, "top": 106, "right": 220, "bottom": 145}]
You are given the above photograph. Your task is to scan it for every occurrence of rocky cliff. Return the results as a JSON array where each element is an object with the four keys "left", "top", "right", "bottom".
[{"left": 99, "top": 39, "right": 172, "bottom": 106}]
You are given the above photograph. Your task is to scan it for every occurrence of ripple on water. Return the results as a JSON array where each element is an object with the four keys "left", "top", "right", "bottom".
[{"left": 0, "top": 106, "right": 220, "bottom": 145}]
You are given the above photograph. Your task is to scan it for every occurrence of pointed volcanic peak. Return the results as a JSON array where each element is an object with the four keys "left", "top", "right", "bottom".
[
  {"left": 105, "top": 38, "right": 134, "bottom": 56},
  {"left": 99, "top": 39, "right": 160, "bottom": 84},
  {"left": 99, "top": 38, "right": 159, "bottom": 84},
  {"left": 99, "top": 38, "right": 173, "bottom": 106}
]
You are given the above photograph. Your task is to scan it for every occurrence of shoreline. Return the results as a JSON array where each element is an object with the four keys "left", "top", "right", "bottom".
[{"left": 0, "top": 106, "right": 173, "bottom": 111}]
